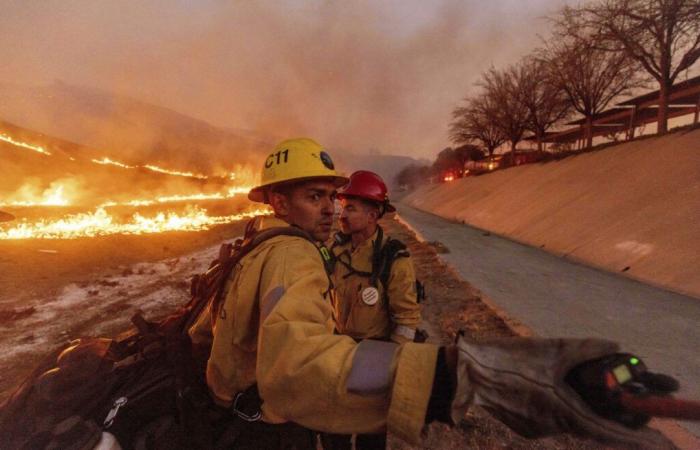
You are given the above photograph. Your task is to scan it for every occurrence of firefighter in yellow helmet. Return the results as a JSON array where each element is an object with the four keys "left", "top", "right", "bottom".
[{"left": 189, "top": 137, "right": 672, "bottom": 450}]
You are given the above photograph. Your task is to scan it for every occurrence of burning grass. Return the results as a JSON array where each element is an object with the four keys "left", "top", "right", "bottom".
[
  {"left": 1, "top": 125, "right": 264, "bottom": 240},
  {"left": 0, "top": 205, "right": 269, "bottom": 239}
]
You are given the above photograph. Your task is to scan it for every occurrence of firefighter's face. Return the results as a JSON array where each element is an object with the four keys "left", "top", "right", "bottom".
[
  {"left": 271, "top": 179, "right": 337, "bottom": 241},
  {"left": 339, "top": 197, "right": 378, "bottom": 235}
]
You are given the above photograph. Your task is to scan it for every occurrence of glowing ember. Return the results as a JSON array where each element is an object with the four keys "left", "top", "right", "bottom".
[
  {"left": 0, "top": 206, "right": 270, "bottom": 240},
  {"left": 0, "top": 133, "right": 51, "bottom": 155},
  {"left": 91, "top": 157, "right": 136, "bottom": 169},
  {"left": 143, "top": 164, "right": 208, "bottom": 180}
]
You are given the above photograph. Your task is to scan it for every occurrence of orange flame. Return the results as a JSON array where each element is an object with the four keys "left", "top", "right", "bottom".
[
  {"left": 92, "top": 157, "right": 208, "bottom": 180},
  {"left": 1, "top": 130, "right": 262, "bottom": 239},
  {"left": 99, "top": 186, "right": 253, "bottom": 208},
  {"left": 0, "top": 184, "right": 71, "bottom": 207},
  {"left": 0, "top": 133, "right": 51, "bottom": 155},
  {"left": 0, "top": 206, "right": 270, "bottom": 240},
  {"left": 143, "top": 164, "right": 208, "bottom": 180},
  {"left": 91, "top": 157, "right": 136, "bottom": 169}
]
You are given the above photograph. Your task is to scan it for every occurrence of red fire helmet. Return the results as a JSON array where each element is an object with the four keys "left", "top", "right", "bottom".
[{"left": 337, "top": 170, "right": 396, "bottom": 213}]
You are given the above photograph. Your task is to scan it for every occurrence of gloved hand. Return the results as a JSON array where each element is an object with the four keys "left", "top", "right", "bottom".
[{"left": 449, "top": 334, "right": 674, "bottom": 449}]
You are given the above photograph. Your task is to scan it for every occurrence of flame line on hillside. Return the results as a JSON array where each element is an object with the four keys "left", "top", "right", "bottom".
[
  {"left": 0, "top": 206, "right": 270, "bottom": 240},
  {"left": 142, "top": 164, "right": 209, "bottom": 180},
  {"left": 1, "top": 130, "right": 245, "bottom": 183},
  {"left": 91, "top": 156, "right": 209, "bottom": 180},
  {"left": 91, "top": 157, "right": 136, "bottom": 169},
  {"left": 99, "top": 186, "right": 252, "bottom": 207},
  {"left": 0, "top": 133, "right": 51, "bottom": 155}
]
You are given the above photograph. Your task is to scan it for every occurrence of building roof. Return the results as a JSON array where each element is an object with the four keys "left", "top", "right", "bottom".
[
  {"left": 527, "top": 75, "right": 700, "bottom": 144},
  {"left": 618, "top": 75, "right": 700, "bottom": 107}
]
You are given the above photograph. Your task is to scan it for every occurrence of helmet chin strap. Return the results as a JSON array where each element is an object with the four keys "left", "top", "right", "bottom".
[{"left": 378, "top": 201, "right": 387, "bottom": 218}]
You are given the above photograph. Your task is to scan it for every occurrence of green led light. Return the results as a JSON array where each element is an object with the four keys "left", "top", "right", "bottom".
[{"left": 630, "top": 357, "right": 639, "bottom": 365}]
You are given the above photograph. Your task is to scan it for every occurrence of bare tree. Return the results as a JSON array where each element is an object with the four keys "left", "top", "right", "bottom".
[
  {"left": 450, "top": 94, "right": 506, "bottom": 158},
  {"left": 561, "top": 0, "right": 700, "bottom": 133},
  {"left": 541, "top": 36, "right": 641, "bottom": 148},
  {"left": 516, "top": 59, "right": 571, "bottom": 151},
  {"left": 478, "top": 66, "right": 531, "bottom": 165}
]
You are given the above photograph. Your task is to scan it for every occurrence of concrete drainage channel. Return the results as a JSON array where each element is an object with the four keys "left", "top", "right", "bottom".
[{"left": 395, "top": 204, "right": 700, "bottom": 445}]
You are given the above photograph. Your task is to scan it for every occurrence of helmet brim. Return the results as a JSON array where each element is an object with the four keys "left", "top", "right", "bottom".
[
  {"left": 336, "top": 193, "right": 396, "bottom": 214},
  {"left": 248, "top": 175, "right": 349, "bottom": 203}
]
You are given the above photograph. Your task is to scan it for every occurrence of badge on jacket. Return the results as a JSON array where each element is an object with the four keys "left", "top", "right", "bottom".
[{"left": 361, "top": 287, "right": 379, "bottom": 306}]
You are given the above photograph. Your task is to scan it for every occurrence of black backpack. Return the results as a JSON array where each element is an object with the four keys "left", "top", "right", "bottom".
[{"left": 0, "top": 225, "right": 321, "bottom": 450}]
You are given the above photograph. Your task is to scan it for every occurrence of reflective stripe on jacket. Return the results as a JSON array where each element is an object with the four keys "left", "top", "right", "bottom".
[{"left": 190, "top": 216, "right": 437, "bottom": 443}]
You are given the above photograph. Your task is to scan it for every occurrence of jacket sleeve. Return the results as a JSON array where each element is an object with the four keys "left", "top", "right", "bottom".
[
  {"left": 387, "top": 256, "right": 422, "bottom": 343},
  {"left": 256, "top": 238, "right": 437, "bottom": 443}
]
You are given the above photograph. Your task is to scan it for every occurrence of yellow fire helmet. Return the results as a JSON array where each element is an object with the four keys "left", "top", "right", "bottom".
[{"left": 248, "top": 138, "right": 349, "bottom": 203}]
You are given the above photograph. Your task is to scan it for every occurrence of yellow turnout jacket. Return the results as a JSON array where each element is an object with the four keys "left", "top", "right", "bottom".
[
  {"left": 331, "top": 228, "right": 421, "bottom": 343},
  {"left": 188, "top": 216, "right": 437, "bottom": 443}
]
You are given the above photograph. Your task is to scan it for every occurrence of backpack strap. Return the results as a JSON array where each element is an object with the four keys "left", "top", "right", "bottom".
[
  {"left": 331, "top": 231, "right": 352, "bottom": 248},
  {"left": 375, "top": 237, "right": 429, "bottom": 342},
  {"left": 369, "top": 226, "right": 385, "bottom": 288},
  {"left": 378, "top": 238, "right": 424, "bottom": 304},
  {"left": 377, "top": 237, "right": 409, "bottom": 291},
  {"left": 326, "top": 232, "right": 351, "bottom": 275},
  {"left": 332, "top": 226, "right": 408, "bottom": 289},
  {"left": 208, "top": 226, "right": 323, "bottom": 320},
  {"left": 181, "top": 225, "right": 324, "bottom": 334}
]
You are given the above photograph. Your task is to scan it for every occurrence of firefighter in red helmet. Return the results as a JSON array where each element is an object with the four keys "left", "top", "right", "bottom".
[
  {"left": 331, "top": 170, "right": 420, "bottom": 344},
  {"left": 323, "top": 170, "right": 422, "bottom": 450}
]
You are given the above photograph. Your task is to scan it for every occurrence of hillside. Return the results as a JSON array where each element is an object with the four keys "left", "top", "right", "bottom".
[
  {"left": 0, "top": 119, "right": 236, "bottom": 208},
  {"left": 0, "top": 81, "right": 271, "bottom": 173},
  {"left": 404, "top": 127, "right": 700, "bottom": 298}
]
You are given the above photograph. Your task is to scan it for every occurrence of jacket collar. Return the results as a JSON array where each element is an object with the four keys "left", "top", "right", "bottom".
[
  {"left": 344, "top": 227, "right": 385, "bottom": 272},
  {"left": 256, "top": 215, "right": 292, "bottom": 231}
]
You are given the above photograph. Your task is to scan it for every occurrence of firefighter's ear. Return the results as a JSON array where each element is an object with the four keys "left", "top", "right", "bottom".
[
  {"left": 367, "top": 204, "right": 381, "bottom": 223},
  {"left": 268, "top": 190, "right": 290, "bottom": 216}
]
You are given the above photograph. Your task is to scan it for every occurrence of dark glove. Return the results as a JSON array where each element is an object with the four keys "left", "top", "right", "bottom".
[{"left": 450, "top": 335, "right": 674, "bottom": 449}]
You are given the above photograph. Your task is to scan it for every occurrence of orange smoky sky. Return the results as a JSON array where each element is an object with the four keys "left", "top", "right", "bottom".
[{"left": 0, "top": 0, "right": 571, "bottom": 159}]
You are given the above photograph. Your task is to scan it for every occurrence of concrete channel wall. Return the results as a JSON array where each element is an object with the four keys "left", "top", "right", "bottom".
[{"left": 404, "top": 127, "right": 700, "bottom": 298}]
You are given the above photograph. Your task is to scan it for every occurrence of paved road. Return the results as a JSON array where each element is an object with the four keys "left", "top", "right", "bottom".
[{"left": 397, "top": 204, "right": 700, "bottom": 436}]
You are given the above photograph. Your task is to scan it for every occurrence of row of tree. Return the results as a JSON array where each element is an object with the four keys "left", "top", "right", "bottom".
[
  {"left": 450, "top": 0, "right": 700, "bottom": 162},
  {"left": 396, "top": 144, "right": 485, "bottom": 189}
]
